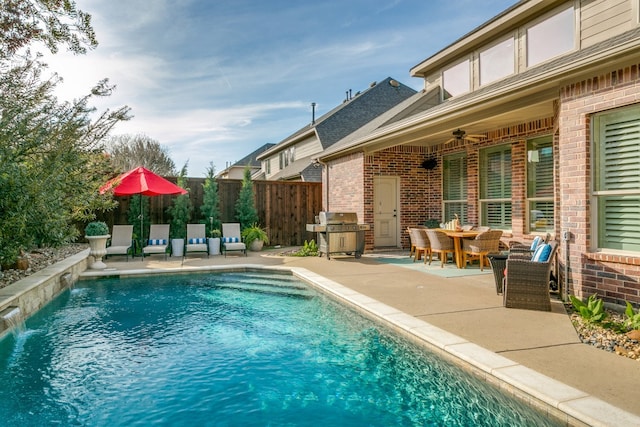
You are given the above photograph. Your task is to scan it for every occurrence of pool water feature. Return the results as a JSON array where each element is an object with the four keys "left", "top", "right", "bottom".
[{"left": 0, "top": 271, "right": 562, "bottom": 426}]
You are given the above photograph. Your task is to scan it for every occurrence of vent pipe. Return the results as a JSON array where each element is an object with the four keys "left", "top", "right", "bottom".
[{"left": 311, "top": 102, "right": 316, "bottom": 124}]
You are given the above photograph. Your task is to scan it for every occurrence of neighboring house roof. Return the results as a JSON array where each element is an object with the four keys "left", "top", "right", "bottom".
[
  {"left": 258, "top": 77, "right": 417, "bottom": 180},
  {"left": 217, "top": 143, "right": 275, "bottom": 178},
  {"left": 321, "top": 25, "right": 640, "bottom": 160}
]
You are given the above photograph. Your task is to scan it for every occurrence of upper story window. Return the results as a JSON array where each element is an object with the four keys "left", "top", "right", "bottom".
[
  {"left": 480, "top": 37, "right": 514, "bottom": 86},
  {"left": 526, "top": 6, "right": 575, "bottom": 67},
  {"left": 265, "top": 158, "right": 271, "bottom": 175},
  {"left": 442, "top": 59, "right": 470, "bottom": 99}
]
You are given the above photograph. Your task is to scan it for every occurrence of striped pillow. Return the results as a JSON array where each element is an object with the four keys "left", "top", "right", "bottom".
[
  {"left": 531, "top": 243, "right": 552, "bottom": 262},
  {"left": 222, "top": 237, "right": 240, "bottom": 243},
  {"left": 530, "top": 236, "right": 542, "bottom": 251},
  {"left": 148, "top": 239, "right": 166, "bottom": 246},
  {"left": 189, "top": 237, "right": 206, "bottom": 244}
]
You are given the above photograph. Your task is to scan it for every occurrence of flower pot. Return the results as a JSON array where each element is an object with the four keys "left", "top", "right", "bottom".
[
  {"left": 249, "top": 239, "right": 264, "bottom": 252},
  {"left": 171, "top": 238, "right": 184, "bottom": 257},
  {"left": 86, "top": 234, "right": 110, "bottom": 270},
  {"left": 208, "top": 237, "right": 221, "bottom": 255}
]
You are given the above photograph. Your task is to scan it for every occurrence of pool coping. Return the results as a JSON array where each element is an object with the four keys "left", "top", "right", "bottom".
[{"left": 77, "top": 263, "right": 640, "bottom": 427}]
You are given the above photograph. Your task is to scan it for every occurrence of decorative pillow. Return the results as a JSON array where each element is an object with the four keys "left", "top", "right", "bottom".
[
  {"left": 189, "top": 238, "right": 206, "bottom": 244},
  {"left": 530, "top": 236, "right": 542, "bottom": 251},
  {"left": 148, "top": 239, "right": 167, "bottom": 246},
  {"left": 531, "top": 243, "right": 552, "bottom": 262},
  {"left": 222, "top": 237, "right": 240, "bottom": 243}
]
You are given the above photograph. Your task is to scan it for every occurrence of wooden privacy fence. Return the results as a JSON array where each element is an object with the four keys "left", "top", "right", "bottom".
[{"left": 97, "top": 178, "right": 323, "bottom": 247}]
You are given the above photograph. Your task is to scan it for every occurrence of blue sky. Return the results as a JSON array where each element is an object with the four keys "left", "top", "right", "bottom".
[{"left": 46, "top": 0, "right": 517, "bottom": 176}]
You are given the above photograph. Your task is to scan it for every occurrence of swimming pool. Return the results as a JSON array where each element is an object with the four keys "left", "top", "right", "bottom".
[{"left": 0, "top": 271, "right": 561, "bottom": 426}]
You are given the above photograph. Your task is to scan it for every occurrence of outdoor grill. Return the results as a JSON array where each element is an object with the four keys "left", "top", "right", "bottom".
[{"left": 306, "top": 212, "right": 370, "bottom": 259}]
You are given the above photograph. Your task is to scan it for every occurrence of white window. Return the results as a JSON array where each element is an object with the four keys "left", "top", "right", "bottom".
[
  {"left": 480, "top": 144, "right": 512, "bottom": 229},
  {"left": 443, "top": 153, "right": 468, "bottom": 224},
  {"left": 527, "top": 6, "right": 575, "bottom": 67},
  {"left": 593, "top": 105, "right": 640, "bottom": 252},
  {"left": 527, "top": 136, "right": 554, "bottom": 233},
  {"left": 442, "top": 59, "right": 470, "bottom": 99},
  {"left": 480, "top": 37, "right": 514, "bottom": 86}
]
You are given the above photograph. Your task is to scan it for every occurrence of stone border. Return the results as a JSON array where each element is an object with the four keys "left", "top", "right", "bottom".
[{"left": 0, "top": 249, "right": 89, "bottom": 338}]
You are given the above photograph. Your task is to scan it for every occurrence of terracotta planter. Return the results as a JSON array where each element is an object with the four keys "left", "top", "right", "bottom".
[{"left": 86, "top": 234, "right": 110, "bottom": 270}]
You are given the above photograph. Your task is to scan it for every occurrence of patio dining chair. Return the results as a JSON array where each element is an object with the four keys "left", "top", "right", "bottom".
[
  {"left": 409, "top": 228, "right": 432, "bottom": 263},
  {"left": 425, "top": 229, "right": 455, "bottom": 267},
  {"left": 105, "top": 225, "right": 134, "bottom": 261},
  {"left": 461, "top": 230, "right": 503, "bottom": 271}
]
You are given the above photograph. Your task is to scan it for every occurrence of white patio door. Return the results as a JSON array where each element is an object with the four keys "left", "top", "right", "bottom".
[{"left": 373, "top": 176, "right": 399, "bottom": 247}]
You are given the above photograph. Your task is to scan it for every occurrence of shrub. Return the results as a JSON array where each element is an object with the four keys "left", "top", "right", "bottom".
[
  {"left": 625, "top": 302, "right": 640, "bottom": 330},
  {"left": 85, "top": 221, "right": 109, "bottom": 236},
  {"left": 570, "top": 294, "right": 607, "bottom": 324},
  {"left": 294, "top": 240, "right": 318, "bottom": 257}
]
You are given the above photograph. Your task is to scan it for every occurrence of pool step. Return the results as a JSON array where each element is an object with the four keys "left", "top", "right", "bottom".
[{"left": 211, "top": 279, "right": 314, "bottom": 299}]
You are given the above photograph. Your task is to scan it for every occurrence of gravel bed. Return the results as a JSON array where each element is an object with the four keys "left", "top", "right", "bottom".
[
  {"left": 0, "top": 244, "right": 88, "bottom": 290},
  {"left": 1, "top": 245, "right": 639, "bottom": 361}
]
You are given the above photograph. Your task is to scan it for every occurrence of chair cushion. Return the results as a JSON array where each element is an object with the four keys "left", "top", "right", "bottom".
[
  {"left": 223, "top": 237, "right": 240, "bottom": 243},
  {"left": 189, "top": 237, "right": 206, "bottom": 244},
  {"left": 148, "top": 239, "right": 167, "bottom": 246},
  {"left": 531, "top": 243, "right": 552, "bottom": 262},
  {"left": 530, "top": 236, "right": 542, "bottom": 251}
]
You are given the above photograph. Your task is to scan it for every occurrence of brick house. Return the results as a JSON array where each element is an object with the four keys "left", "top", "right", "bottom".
[{"left": 317, "top": 0, "right": 640, "bottom": 306}]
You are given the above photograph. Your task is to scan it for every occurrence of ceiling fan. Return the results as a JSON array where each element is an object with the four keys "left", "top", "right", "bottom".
[{"left": 444, "top": 128, "right": 486, "bottom": 144}]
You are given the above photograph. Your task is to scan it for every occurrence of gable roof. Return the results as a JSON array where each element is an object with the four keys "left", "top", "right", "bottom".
[{"left": 258, "top": 77, "right": 417, "bottom": 159}]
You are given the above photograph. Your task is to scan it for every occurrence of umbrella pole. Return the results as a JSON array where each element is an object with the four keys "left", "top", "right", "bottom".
[{"left": 140, "top": 195, "right": 144, "bottom": 258}]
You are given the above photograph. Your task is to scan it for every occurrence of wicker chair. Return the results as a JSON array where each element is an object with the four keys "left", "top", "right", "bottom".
[
  {"left": 409, "top": 228, "right": 432, "bottom": 263},
  {"left": 407, "top": 226, "right": 427, "bottom": 258},
  {"left": 503, "top": 240, "right": 558, "bottom": 311},
  {"left": 426, "top": 229, "right": 455, "bottom": 267},
  {"left": 509, "top": 233, "right": 550, "bottom": 256},
  {"left": 461, "top": 230, "right": 503, "bottom": 271}
]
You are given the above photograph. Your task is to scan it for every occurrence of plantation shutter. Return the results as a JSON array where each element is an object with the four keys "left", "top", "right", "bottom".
[
  {"left": 443, "top": 154, "right": 468, "bottom": 223},
  {"left": 595, "top": 110, "right": 640, "bottom": 251},
  {"left": 480, "top": 146, "right": 512, "bottom": 228}
]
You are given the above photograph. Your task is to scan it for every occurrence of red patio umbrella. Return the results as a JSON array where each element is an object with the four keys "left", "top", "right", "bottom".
[{"left": 100, "top": 166, "right": 188, "bottom": 250}]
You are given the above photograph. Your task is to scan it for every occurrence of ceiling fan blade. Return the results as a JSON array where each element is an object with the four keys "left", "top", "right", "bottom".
[
  {"left": 467, "top": 134, "right": 486, "bottom": 138},
  {"left": 444, "top": 137, "right": 456, "bottom": 144},
  {"left": 465, "top": 136, "right": 480, "bottom": 142}
]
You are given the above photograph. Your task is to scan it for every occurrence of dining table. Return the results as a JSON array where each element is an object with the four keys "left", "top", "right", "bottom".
[{"left": 438, "top": 229, "right": 481, "bottom": 268}]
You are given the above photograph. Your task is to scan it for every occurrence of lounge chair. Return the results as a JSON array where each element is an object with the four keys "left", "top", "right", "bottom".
[
  {"left": 426, "top": 229, "right": 455, "bottom": 267},
  {"left": 503, "top": 240, "right": 558, "bottom": 311},
  {"left": 184, "top": 224, "right": 208, "bottom": 259},
  {"left": 143, "top": 224, "right": 170, "bottom": 259},
  {"left": 222, "top": 223, "right": 246, "bottom": 256},
  {"left": 105, "top": 225, "right": 134, "bottom": 261},
  {"left": 461, "top": 230, "right": 503, "bottom": 271}
]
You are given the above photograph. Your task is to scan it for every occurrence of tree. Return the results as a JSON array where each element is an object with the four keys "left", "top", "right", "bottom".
[
  {"left": 200, "top": 162, "right": 221, "bottom": 236},
  {"left": 106, "top": 134, "right": 177, "bottom": 176},
  {"left": 167, "top": 163, "right": 192, "bottom": 239},
  {"left": 235, "top": 166, "right": 258, "bottom": 230},
  {"left": 0, "top": 0, "right": 97, "bottom": 59},
  {"left": 0, "top": 1, "right": 130, "bottom": 265}
]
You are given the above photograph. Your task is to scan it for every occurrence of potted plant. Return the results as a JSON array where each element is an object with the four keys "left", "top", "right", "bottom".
[
  {"left": 241, "top": 224, "right": 269, "bottom": 251},
  {"left": 85, "top": 221, "right": 110, "bottom": 269},
  {"left": 208, "top": 227, "right": 222, "bottom": 255}
]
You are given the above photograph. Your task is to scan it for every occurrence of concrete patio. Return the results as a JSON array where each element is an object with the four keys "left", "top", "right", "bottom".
[{"left": 81, "top": 248, "right": 640, "bottom": 426}]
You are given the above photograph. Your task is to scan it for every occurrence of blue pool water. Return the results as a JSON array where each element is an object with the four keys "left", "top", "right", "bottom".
[{"left": 0, "top": 271, "right": 562, "bottom": 426}]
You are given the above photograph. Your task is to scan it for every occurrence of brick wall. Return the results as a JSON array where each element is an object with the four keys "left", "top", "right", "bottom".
[{"left": 559, "top": 63, "right": 640, "bottom": 304}]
